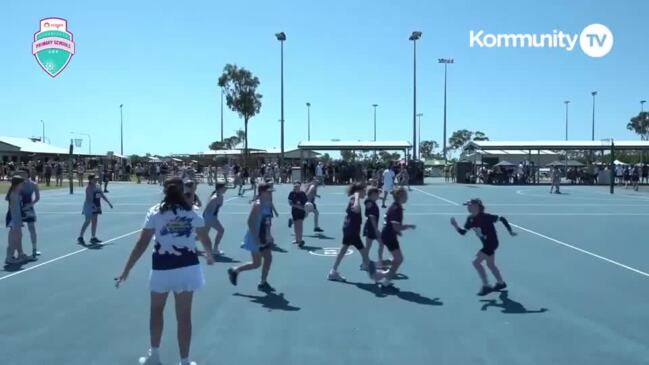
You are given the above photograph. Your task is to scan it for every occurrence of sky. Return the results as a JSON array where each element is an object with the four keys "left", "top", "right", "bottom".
[{"left": 2, "top": 0, "right": 648, "bottom": 156}]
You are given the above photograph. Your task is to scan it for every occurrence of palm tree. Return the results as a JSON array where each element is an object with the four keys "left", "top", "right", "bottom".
[{"left": 627, "top": 112, "right": 649, "bottom": 140}]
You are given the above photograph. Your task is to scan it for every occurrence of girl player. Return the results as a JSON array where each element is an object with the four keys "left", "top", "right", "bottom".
[
  {"left": 77, "top": 174, "right": 113, "bottom": 246},
  {"left": 203, "top": 183, "right": 226, "bottom": 257},
  {"left": 373, "top": 187, "right": 416, "bottom": 287},
  {"left": 227, "top": 183, "right": 275, "bottom": 292},
  {"left": 363, "top": 187, "right": 385, "bottom": 268},
  {"left": 5, "top": 176, "right": 29, "bottom": 265},
  {"left": 20, "top": 170, "right": 41, "bottom": 258},
  {"left": 183, "top": 179, "right": 202, "bottom": 208},
  {"left": 450, "top": 198, "right": 517, "bottom": 296},
  {"left": 328, "top": 183, "right": 376, "bottom": 282},
  {"left": 306, "top": 178, "right": 323, "bottom": 233},
  {"left": 115, "top": 177, "right": 215, "bottom": 365},
  {"left": 288, "top": 181, "right": 308, "bottom": 247}
]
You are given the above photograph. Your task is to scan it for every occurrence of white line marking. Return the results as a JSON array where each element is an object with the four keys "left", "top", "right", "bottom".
[
  {"left": 412, "top": 187, "right": 460, "bottom": 206},
  {"left": 511, "top": 224, "right": 649, "bottom": 278},
  {"left": 0, "top": 229, "right": 141, "bottom": 282}
]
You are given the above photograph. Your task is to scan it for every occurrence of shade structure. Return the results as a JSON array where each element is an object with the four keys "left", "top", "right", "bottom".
[{"left": 546, "top": 160, "right": 585, "bottom": 167}]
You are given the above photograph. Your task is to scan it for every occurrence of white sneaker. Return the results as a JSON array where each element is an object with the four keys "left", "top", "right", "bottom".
[
  {"left": 180, "top": 361, "right": 197, "bottom": 365},
  {"left": 381, "top": 278, "right": 394, "bottom": 287},
  {"left": 139, "top": 350, "right": 161, "bottom": 365},
  {"left": 327, "top": 270, "right": 346, "bottom": 282}
]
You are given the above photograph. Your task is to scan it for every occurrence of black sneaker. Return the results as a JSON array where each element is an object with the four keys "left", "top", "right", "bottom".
[
  {"left": 314, "top": 227, "right": 324, "bottom": 233},
  {"left": 477, "top": 286, "right": 493, "bottom": 296},
  {"left": 257, "top": 281, "right": 275, "bottom": 292},
  {"left": 288, "top": 218, "right": 293, "bottom": 228},
  {"left": 77, "top": 237, "right": 86, "bottom": 246},
  {"left": 227, "top": 268, "right": 238, "bottom": 286},
  {"left": 90, "top": 237, "right": 102, "bottom": 245},
  {"left": 298, "top": 240, "right": 305, "bottom": 248},
  {"left": 493, "top": 282, "right": 507, "bottom": 291}
]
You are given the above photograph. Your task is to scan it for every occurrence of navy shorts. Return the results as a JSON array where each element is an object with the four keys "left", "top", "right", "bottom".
[
  {"left": 480, "top": 241, "right": 499, "bottom": 256},
  {"left": 342, "top": 233, "right": 364, "bottom": 250}
]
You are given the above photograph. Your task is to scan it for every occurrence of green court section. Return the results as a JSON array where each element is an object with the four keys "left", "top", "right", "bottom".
[{"left": 1, "top": 180, "right": 649, "bottom": 364}]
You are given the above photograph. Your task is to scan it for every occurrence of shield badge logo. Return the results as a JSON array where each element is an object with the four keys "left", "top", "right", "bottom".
[{"left": 32, "top": 18, "right": 75, "bottom": 77}]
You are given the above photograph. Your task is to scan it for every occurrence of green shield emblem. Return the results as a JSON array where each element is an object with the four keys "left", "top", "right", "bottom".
[{"left": 32, "top": 18, "right": 75, "bottom": 77}]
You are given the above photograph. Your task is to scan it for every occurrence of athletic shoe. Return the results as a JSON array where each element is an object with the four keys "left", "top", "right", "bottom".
[
  {"left": 380, "top": 278, "right": 394, "bottom": 288},
  {"left": 477, "top": 286, "right": 493, "bottom": 296},
  {"left": 17, "top": 254, "right": 32, "bottom": 263},
  {"left": 212, "top": 250, "right": 224, "bottom": 258},
  {"left": 179, "top": 361, "right": 197, "bottom": 365},
  {"left": 32, "top": 249, "right": 41, "bottom": 258},
  {"left": 90, "top": 237, "right": 102, "bottom": 244},
  {"left": 327, "top": 270, "right": 346, "bottom": 282},
  {"left": 493, "top": 282, "right": 507, "bottom": 291},
  {"left": 227, "top": 268, "right": 238, "bottom": 286},
  {"left": 77, "top": 237, "right": 86, "bottom": 246},
  {"left": 257, "top": 281, "right": 276, "bottom": 292},
  {"left": 288, "top": 218, "right": 293, "bottom": 228},
  {"left": 298, "top": 240, "right": 305, "bottom": 248},
  {"left": 138, "top": 351, "right": 161, "bottom": 365},
  {"left": 314, "top": 227, "right": 324, "bottom": 233},
  {"left": 5, "top": 257, "right": 21, "bottom": 266}
]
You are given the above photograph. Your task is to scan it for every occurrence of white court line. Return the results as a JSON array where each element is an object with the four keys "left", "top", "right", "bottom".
[
  {"left": 511, "top": 224, "right": 649, "bottom": 278},
  {"left": 0, "top": 229, "right": 141, "bottom": 282},
  {"left": 411, "top": 187, "right": 460, "bottom": 206},
  {"left": 408, "top": 191, "right": 649, "bottom": 278}
]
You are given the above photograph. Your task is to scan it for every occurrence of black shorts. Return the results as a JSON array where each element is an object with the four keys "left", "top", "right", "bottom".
[
  {"left": 362, "top": 222, "right": 378, "bottom": 240},
  {"left": 383, "top": 238, "right": 400, "bottom": 252},
  {"left": 291, "top": 208, "right": 305, "bottom": 221},
  {"left": 480, "top": 241, "right": 499, "bottom": 256},
  {"left": 342, "top": 233, "right": 364, "bottom": 250}
]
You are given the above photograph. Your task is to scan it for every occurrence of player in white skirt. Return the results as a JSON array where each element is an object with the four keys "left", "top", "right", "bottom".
[
  {"left": 203, "top": 182, "right": 226, "bottom": 256},
  {"left": 116, "top": 177, "right": 214, "bottom": 365}
]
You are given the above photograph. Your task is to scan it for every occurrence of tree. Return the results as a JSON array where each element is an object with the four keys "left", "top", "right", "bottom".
[
  {"left": 448, "top": 129, "right": 473, "bottom": 152},
  {"left": 320, "top": 153, "right": 331, "bottom": 163},
  {"left": 341, "top": 150, "right": 355, "bottom": 162},
  {"left": 473, "top": 131, "right": 489, "bottom": 141},
  {"left": 208, "top": 128, "right": 245, "bottom": 151},
  {"left": 419, "top": 140, "right": 439, "bottom": 159},
  {"left": 627, "top": 112, "right": 649, "bottom": 140},
  {"left": 218, "top": 64, "right": 262, "bottom": 165}
]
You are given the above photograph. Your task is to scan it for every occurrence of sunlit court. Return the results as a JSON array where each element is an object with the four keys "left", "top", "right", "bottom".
[{"left": 1, "top": 180, "right": 649, "bottom": 364}]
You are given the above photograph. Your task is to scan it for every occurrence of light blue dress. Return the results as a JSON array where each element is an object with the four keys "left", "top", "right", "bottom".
[{"left": 241, "top": 200, "right": 273, "bottom": 252}]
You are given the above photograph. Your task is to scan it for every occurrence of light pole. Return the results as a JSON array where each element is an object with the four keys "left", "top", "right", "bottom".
[
  {"left": 119, "top": 104, "right": 124, "bottom": 156},
  {"left": 220, "top": 87, "right": 224, "bottom": 142},
  {"left": 438, "top": 58, "right": 454, "bottom": 165},
  {"left": 591, "top": 92, "right": 597, "bottom": 141},
  {"left": 416, "top": 113, "right": 423, "bottom": 156},
  {"left": 275, "top": 32, "right": 286, "bottom": 166},
  {"left": 40, "top": 120, "right": 45, "bottom": 142},
  {"left": 642, "top": 100, "right": 646, "bottom": 113},
  {"left": 372, "top": 104, "right": 378, "bottom": 141},
  {"left": 409, "top": 31, "right": 422, "bottom": 161},
  {"left": 564, "top": 100, "right": 570, "bottom": 141},
  {"left": 71, "top": 132, "right": 92, "bottom": 155},
  {"left": 306, "top": 102, "right": 311, "bottom": 141}
]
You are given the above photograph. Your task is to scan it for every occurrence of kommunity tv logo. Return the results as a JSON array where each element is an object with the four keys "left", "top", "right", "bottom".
[{"left": 469, "top": 24, "right": 613, "bottom": 58}]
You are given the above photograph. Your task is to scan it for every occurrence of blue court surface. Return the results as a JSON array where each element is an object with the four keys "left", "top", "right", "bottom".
[{"left": 2, "top": 180, "right": 649, "bottom": 365}]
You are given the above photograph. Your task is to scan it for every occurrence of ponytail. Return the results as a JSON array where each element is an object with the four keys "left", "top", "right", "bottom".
[{"left": 160, "top": 177, "right": 191, "bottom": 214}]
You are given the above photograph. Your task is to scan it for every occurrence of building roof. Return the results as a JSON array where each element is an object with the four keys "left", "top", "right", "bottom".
[
  {"left": 298, "top": 140, "right": 412, "bottom": 151},
  {"left": 467, "top": 149, "right": 559, "bottom": 155},
  {"left": 0, "top": 136, "right": 69, "bottom": 154},
  {"left": 467, "top": 140, "right": 649, "bottom": 151}
]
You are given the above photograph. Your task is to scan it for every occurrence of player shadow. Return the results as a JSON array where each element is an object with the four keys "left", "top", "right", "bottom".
[
  {"left": 343, "top": 281, "right": 443, "bottom": 307},
  {"left": 271, "top": 244, "right": 288, "bottom": 253},
  {"left": 86, "top": 243, "right": 106, "bottom": 250},
  {"left": 212, "top": 255, "right": 240, "bottom": 263},
  {"left": 299, "top": 244, "right": 323, "bottom": 252},
  {"left": 479, "top": 291, "right": 548, "bottom": 314},
  {"left": 233, "top": 292, "right": 301, "bottom": 312},
  {"left": 3, "top": 263, "right": 26, "bottom": 272},
  {"left": 303, "top": 234, "right": 335, "bottom": 240}
]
